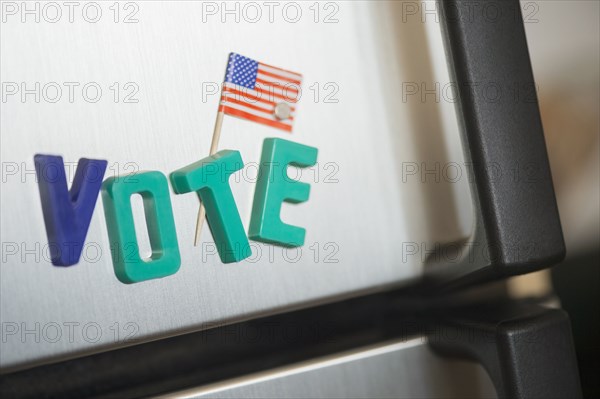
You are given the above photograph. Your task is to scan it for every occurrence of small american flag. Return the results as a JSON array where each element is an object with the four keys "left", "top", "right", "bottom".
[{"left": 219, "top": 53, "right": 302, "bottom": 133}]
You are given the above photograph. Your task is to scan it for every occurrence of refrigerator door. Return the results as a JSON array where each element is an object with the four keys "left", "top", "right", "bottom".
[
  {"left": 161, "top": 339, "right": 497, "bottom": 399},
  {"left": 0, "top": 0, "right": 563, "bottom": 372},
  {"left": 0, "top": 1, "right": 469, "bottom": 370}
]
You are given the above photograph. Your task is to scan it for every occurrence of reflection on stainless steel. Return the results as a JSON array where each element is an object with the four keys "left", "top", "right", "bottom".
[{"left": 164, "top": 339, "right": 496, "bottom": 399}]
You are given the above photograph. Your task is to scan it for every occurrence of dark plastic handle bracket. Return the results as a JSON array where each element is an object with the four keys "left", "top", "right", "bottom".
[
  {"left": 426, "top": 0, "right": 565, "bottom": 289},
  {"left": 428, "top": 303, "right": 582, "bottom": 398}
]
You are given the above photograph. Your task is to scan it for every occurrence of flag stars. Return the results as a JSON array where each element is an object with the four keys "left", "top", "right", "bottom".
[{"left": 226, "top": 54, "right": 259, "bottom": 89}]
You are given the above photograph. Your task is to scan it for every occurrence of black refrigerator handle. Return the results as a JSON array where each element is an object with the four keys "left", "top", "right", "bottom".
[
  {"left": 425, "top": 2, "right": 581, "bottom": 397},
  {"left": 428, "top": 303, "right": 582, "bottom": 399},
  {"left": 426, "top": 0, "right": 565, "bottom": 289}
]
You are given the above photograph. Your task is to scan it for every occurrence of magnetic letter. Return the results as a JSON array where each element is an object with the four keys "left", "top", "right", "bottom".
[
  {"left": 34, "top": 155, "right": 107, "bottom": 266},
  {"left": 102, "top": 171, "right": 181, "bottom": 284},
  {"left": 249, "top": 138, "right": 318, "bottom": 247},
  {"left": 170, "top": 150, "right": 251, "bottom": 263}
]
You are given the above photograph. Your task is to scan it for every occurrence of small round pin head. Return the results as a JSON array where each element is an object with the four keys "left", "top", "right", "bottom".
[{"left": 273, "top": 103, "right": 292, "bottom": 121}]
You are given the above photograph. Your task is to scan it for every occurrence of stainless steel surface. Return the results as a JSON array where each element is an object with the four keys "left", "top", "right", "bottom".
[
  {"left": 1, "top": 1, "right": 471, "bottom": 370},
  {"left": 163, "top": 338, "right": 496, "bottom": 399}
]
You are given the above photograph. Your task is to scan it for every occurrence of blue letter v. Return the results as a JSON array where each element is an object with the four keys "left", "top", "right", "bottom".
[{"left": 34, "top": 155, "right": 107, "bottom": 266}]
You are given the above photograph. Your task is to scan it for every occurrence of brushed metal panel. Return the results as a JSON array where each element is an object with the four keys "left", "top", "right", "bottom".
[
  {"left": 164, "top": 339, "right": 496, "bottom": 398},
  {"left": 0, "top": 1, "right": 470, "bottom": 370}
]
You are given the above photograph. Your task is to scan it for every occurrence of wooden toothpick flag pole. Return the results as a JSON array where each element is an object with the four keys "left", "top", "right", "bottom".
[
  {"left": 193, "top": 110, "right": 224, "bottom": 246},
  {"left": 193, "top": 52, "right": 302, "bottom": 246}
]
